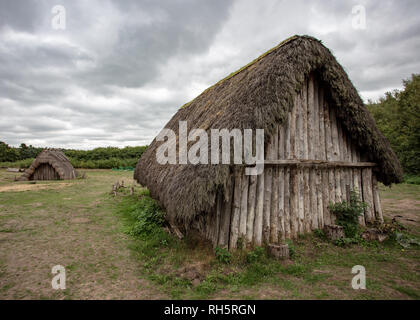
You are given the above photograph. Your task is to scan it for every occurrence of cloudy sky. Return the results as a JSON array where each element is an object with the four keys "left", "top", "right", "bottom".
[{"left": 0, "top": 0, "right": 419, "bottom": 149}]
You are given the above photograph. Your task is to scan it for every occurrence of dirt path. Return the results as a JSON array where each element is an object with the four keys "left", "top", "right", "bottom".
[{"left": 0, "top": 170, "right": 166, "bottom": 299}]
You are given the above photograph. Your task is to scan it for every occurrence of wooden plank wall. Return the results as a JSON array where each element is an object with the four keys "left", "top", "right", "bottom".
[
  {"left": 31, "top": 163, "right": 60, "bottom": 180},
  {"left": 200, "top": 74, "right": 384, "bottom": 250}
]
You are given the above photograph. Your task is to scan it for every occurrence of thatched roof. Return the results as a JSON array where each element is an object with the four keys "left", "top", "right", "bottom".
[
  {"left": 134, "top": 35, "right": 403, "bottom": 224},
  {"left": 19, "top": 149, "right": 76, "bottom": 181}
]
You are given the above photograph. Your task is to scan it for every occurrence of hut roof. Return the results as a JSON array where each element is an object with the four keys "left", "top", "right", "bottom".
[
  {"left": 19, "top": 149, "right": 76, "bottom": 181},
  {"left": 134, "top": 35, "right": 403, "bottom": 223}
]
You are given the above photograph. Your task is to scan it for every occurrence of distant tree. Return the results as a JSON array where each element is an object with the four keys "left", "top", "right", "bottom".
[
  {"left": 367, "top": 74, "right": 420, "bottom": 175},
  {"left": 0, "top": 141, "right": 19, "bottom": 162}
]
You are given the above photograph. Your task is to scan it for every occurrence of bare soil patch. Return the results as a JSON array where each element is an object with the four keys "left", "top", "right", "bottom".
[{"left": 0, "top": 182, "right": 74, "bottom": 193}]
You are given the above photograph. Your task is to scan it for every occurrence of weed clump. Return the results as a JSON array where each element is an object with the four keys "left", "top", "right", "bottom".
[
  {"left": 214, "top": 247, "right": 232, "bottom": 264},
  {"left": 328, "top": 190, "right": 367, "bottom": 245}
]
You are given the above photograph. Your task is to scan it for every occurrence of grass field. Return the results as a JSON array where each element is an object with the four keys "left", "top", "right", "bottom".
[{"left": 0, "top": 169, "right": 419, "bottom": 299}]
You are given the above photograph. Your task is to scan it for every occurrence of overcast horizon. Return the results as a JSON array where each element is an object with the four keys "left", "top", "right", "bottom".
[{"left": 1, "top": 0, "right": 419, "bottom": 150}]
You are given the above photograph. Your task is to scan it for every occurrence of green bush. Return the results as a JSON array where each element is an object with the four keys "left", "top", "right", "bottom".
[
  {"left": 215, "top": 247, "right": 232, "bottom": 264},
  {"left": 403, "top": 175, "right": 420, "bottom": 185},
  {"left": 246, "top": 246, "right": 266, "bottom": 264},
  {"left": 0, "top": 158, "right": 34, "bottom": 168},
  {"left": 126, "top": 196, "right": 165, "bottom": 237},
  {"left": 328, "top": 190, "right": 367, "bottom": 239}
]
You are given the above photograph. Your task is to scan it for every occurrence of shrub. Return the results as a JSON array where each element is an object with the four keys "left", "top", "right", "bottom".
[
  {"left": 328, "top": 190, "right": 367, "bottom": 238},
  {"left": 127, "top": 196, "right": 165, "bottom": 237},
  {"left": 246, "top": 246, "right": 266, "bottom": 264},
  {"left": 215, "top": 247, "right": 232, "bottom": 264},
  {"left": 403, "top": 175, "right": 420, "bottom": 185}
]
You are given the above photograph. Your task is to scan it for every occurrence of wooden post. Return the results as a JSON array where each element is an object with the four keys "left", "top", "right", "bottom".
[
  {"left": 214, "top": 192, "right": 222, "bottom": 248},
  {"left": 239, "top": 174, "right": 249, "bottom": 240},
  {"left": 324, "top": 224, "right": 345, "bottom": 241},
  {"left": 330, "top": 107, "right": 342, "bottom": 203},
  {"left": 246, "top": 175, "right": 257, "bottom": 245},
  {"left": 270, "top": 127, "right": 279, "bottom": 243},
  {"left": 290, "top": 167, "right": 298, "bottom": 238},
  {"left": 254, "top": 172, "right": 265, "bottom": 245},
  {"left": 302, "top": 79, "right": 311, "bottom": 233},
  {"left": 218, "top": 175, "right": 234, "bottom": 249},
  {"left": 296, "top": 93, "right": 305, "bottom": 234},
  {"left": 284, "top": 166, "right": 291, "bottom": 239},
  {"left": 268, "top": 244, "right": 289, "bottom": 260},
  {"left": 229, "top": 170, "right": 242, "bottom": 249},
  {"left": 263, "top": 168, "right": 272, "bottom": 245},
  {"left": 289, "top": 96, "right": 298, "bottom": 238},
  {"left": 308, "top": 75, "right": 318, "bottom": 231},
  {"left": 278, "top": 124, "right": 285, "bottom": 240},
  {"left": 361, "top": 168, "right": 374, "bottom": 223},
  {"left": 372, "top": 175, "right": 384, "bottom": 223}
]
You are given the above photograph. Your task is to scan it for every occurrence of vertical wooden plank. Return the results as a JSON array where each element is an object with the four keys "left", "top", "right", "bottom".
[
  {"left": 278, "top": 166, "right": 285, "bottom": 240},
  {"left": 290, "top": 96, "right": 297, "bottom": 159},
  {"left": 318, "top": 85, "right": 326, "bottom": 161},
  {"left": 302, "top": 78, "right": 309, "bottom": 159},
  {"left": 353, "top": 168, "right": 365, "bottom": 226},
  {"left": 319, "top": 86, "right": 328, "bottom": 228},
  {"left": 352, "top": 147, "right": 365, "bottom": 225},
  {"left": 307, "top": 74, "right": 314, "bottom": 161},
  {"left": 286, "top": 96, "right": 298, "bottom": 236},
  {"left": 263, "top": 169, "right": 272, "bottom": 245},
  {"left": 338, "top": 123, "right": 347, "bottom": 203},
  {"left": 278, "top": 124, "right": 285, "bottom": 240},
  {"left": 302, "top": 78, "right": 311, "bottom": 232},
  {"left": 213, "top": 192, "right": 222, "bottom": 248},
  {"left": 330, "top": 106, "right": 342, "bottom": 203},
  {"left": 284, "top": 166, "right": 291, "bottom": 238},
  {"left": 289, "top": 167, "right": 298, "bottom": 238},
  {"left": 315, "top": 80, "right": 324, "bottom": 228},
  {"left": 218, "top": 175, "right": 234, "bottom": 249},
  {"left": 308, "top": 74, "right": 318, "bottom": 230},
  {"left": 239, "top": 173, "right": 249, "bottom": 242},
  {"left": 296, "top": 93, "right": 305, "bottom": 234},
  {"left": 322, "top": 94, "right": 332, "bottom": 225},
  {"left": 303, "top": 167, "right": 311, "bottom": 232},
  {"left": 271, "top": 167, "right": 279, "bottom": 243},
  {"left": 372, "top": 175, "right": 384, "bottom": 223},
  {"left": 254, "top": 172, "right": 265, "bottom": 245},
  {"left": 246, "top": 175, "right": 257, "bottom": 245},
  {"left": 229, "top": 170, "right": 242, "bottom": 249},
  {"left": 270, "top": 127, "right": 279, "bottom": 243},
  {"left": 362, "top": 168, "right": 374, "bottom": 223}
]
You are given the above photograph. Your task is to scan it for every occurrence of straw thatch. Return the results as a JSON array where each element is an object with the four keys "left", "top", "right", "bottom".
[
  {"left": 19, "top": 149, "right": 77, "bottom": 181},
  {"left": 134, "top": 35, "right": 403, "bottom": 226}
]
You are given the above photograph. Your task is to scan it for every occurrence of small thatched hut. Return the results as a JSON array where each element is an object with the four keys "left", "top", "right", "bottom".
[
  {"left": 134, "top": 35, "right": 402, "bottom": 250},
  {"left": 19, "top": 149, "right": 76, "bottom": 181}
]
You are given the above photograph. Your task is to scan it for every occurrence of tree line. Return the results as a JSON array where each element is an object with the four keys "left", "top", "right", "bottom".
[
  {"left": 0, "top": 143, "right": 147, "bottom": 169},
  {"left": 367, "top": 73, "right": 419, "bottom": 176}
]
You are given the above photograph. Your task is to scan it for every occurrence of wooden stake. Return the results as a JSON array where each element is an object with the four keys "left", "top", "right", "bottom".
[
  {"left": 254, "top": 172, "right": 265, "bottom": 245},
  {"left": 246, "top": 175, "right": 257, "bottom": 245},
  {"left": 229, "top": 170, "right": 242, "bottom": 249},
  {"left": 372, "top": 175, "right": 384, "bottom": 223}
]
